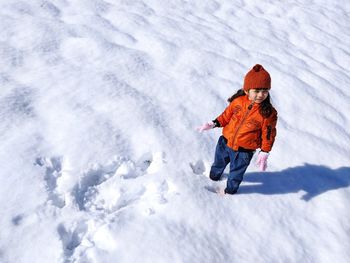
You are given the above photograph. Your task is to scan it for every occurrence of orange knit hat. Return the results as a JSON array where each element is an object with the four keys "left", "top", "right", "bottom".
[{"left": 243, "top": 64, "right": 271, "bottom": 92}]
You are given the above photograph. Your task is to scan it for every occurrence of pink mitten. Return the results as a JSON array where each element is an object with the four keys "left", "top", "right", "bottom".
[
  {"left": 256, "top": 152, "right": 269, "bottom": 171},
  {"left": 196, "top": 121, "right": 215, "bottom": 132}
]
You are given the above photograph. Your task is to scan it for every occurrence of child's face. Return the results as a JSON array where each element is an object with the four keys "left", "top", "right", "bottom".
[{"left": 246, "top": 89, "right": 269, "bottom": 104}]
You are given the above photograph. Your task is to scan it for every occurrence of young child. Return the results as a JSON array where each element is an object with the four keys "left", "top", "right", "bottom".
[{"left": 198, "top": 64, "right": 278, "bottom": 195}]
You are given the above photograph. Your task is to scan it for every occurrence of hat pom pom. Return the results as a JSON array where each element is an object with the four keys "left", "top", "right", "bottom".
[{"left": 253, "top": 64, "right": 263, "bottom": 72}]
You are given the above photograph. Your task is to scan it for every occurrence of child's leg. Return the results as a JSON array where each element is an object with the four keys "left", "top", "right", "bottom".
[
  {"left": 209, "top": 136, "right": 230, "bottom": 181},
  {"left": 225, "top": 151, "right": 254, "bottom": 194}
]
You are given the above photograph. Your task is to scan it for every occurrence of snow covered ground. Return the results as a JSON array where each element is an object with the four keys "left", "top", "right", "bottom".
[{"left": 0, "top": 0, "right": 350, "bottom": 262}]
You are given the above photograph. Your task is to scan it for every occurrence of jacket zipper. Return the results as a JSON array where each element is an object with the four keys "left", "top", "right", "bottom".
[{"left": 230, "top": 101, "right": 255, "bottom": 148}]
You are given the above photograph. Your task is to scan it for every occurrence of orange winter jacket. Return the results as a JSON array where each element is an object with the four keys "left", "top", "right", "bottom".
[{"left": 216, "top": 95, "right": 277, "bottom": 152}]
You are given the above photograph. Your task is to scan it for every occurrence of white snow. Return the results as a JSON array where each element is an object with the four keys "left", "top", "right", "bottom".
[{"left": 0, "top": 0, "right": 350, "bottom": 262}]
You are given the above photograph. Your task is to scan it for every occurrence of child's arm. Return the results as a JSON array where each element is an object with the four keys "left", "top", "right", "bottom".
[
  {"left": 216, "top": 102, "right": 236, "bottom": 127},
  {"left": 261, "top": 109, "right": 278, "bottom": 152}
]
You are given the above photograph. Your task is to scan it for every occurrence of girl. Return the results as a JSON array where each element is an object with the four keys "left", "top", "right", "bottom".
[{"left": 198, "top": 64, "right": 278, "bottom": 195}]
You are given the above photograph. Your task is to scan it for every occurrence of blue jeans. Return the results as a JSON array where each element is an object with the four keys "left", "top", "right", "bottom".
[{"left": 210, "top": 136, "right": 254, "bottom": 194}]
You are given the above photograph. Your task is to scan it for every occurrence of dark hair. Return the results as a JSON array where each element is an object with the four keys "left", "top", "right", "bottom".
[
  {"left": 227, "top": 89, "right": 274, "bottom": 118},
  {"left": 227, "top": 89, "right": 245, "bottom": 103}
]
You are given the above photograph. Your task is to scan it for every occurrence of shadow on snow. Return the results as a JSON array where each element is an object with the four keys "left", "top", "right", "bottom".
[{"left": 238, "top": 164, "right": 350, "bottom": 201}]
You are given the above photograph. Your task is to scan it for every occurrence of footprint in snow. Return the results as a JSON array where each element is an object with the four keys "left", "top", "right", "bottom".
[
  {"left": 114, "top": 151, "right": 166, "bottom": 179},
  {"left": 190, "top": 159, "right": 210, "bottom": 176},
  {"left": 137, "top": 151, "right": 166, "bottom": 175},
  {"left": 35, "top": 156, "right": 65, "bottom": 208},
  {"left": 84, "top": 178, "right": 146, "bottom": 215},
  {"left": 73, "top": 152, "right": 165, "bottom": 213},
  {"left": 57, "top": 221, "right": 88, "bottom": 259},
  {"left": 138, "top": 179, "right": 178, "bottom": 216},
  {"left": 72, "top": 164, "right": 116, "bottom": 211},
  {"left": 204, "top": 186, "right": 225, "bottom": 196}
]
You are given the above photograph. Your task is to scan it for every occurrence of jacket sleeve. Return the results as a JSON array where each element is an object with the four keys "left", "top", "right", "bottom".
[
  {"left": 261, "top": 109, "right": 278, "bottom": 152},
  {"left": 216, "top": 101, "right": 236, "bottom": 127}
]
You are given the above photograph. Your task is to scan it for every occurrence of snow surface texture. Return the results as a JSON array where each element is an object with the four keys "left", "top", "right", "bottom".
[{"left": 1, "top": 0, "right": 350, "bottom": 262}]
